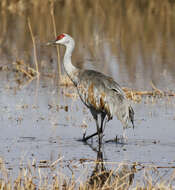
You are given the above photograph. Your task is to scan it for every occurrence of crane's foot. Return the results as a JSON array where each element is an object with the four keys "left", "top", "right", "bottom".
[
  {"left": 121, "top": 130, "right": 128, "bottom": 143},
  {"left": 82, "top": 132, "right": 87, "bottom": 142},
  {"left": 115, "top": 134, "right": 128, "bottom": 144},
  {"left": 82, "top": 131, "right": 104, "bottom": 142},
  {"left": 82, "top": 132, "right": 97, "bottom": 142},
  {"left": 105, "top": 135, "right": 127, "bottom": 144}
]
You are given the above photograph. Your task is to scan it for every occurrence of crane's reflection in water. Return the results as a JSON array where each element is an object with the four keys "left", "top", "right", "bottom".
[{"left": 85, "top": 142, "right": 136, "bottom": 189}]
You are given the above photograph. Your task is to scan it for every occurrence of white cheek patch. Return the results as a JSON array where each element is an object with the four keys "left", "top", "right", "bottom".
[
  {"left": 65, "top": 40, "right": 70, "bottom": 44},
  {"left": 56, "top": 38, "right": 65, "bottom": 44},
  {"left": 55, "top": 41, "right": 60, "bottom": 44}
]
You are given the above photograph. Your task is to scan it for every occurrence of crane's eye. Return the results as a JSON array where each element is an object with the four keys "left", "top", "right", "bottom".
[{"left": 56, "top": 34, "right": 65, "bottom": 41}]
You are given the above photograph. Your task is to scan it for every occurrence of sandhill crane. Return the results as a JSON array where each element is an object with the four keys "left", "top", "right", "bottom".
[{"left": 47, "top": 33, "right": 134, "bottom": 144}]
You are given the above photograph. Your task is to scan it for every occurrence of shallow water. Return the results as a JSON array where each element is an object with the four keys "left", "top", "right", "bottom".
[{"left": 0, "top": 69, "right": 175, "bottom": 185}]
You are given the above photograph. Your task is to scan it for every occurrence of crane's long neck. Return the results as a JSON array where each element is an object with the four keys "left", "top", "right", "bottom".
[{"left": 63, "top": 40, "right": 79, "bottom": 85}]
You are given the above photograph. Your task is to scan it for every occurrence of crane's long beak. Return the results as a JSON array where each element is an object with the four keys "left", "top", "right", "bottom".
[{"left": 46, "top": 40, "right": 57, "bottom": 46}]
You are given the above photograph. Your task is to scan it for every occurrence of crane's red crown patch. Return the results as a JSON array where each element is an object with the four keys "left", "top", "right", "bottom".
[{"left": 56, "top": 34, "right": 65, "bottom": 41}]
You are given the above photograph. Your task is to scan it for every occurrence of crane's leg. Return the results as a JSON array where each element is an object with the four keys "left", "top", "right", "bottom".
[
  {"left": 83, "top": 114, "right": 100, "bottom": 141},
  {"left": 83, "top": 113, "right": 102, "bottom": 142},
  {"left": 82, "top": 113, "right": 107, "bottom": 142},
  {"left": 95, "top": 115, "right": 102, "bottom": 145},
  {"left": 95, "top": 113, "right": 106, "bottom": 144},
  {"left": 100, "top": 113, "right": 106, "bottom": 133}
]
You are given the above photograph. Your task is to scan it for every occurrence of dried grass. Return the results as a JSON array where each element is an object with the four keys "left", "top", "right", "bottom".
[
  {"left": 10, "top": 63, "right": 175, "bottom": 101},
  {"left": 50, "top": 1, "right": 62, "bottom": 81},
  {"left": 0, "top": 158, "right": 174, "bottom": 190},
  {"left": 28, "top": 18, "right": 40, "bottom": 78},
  {"left": 57, "top": 75, "right": 175, "bottom": 102}
]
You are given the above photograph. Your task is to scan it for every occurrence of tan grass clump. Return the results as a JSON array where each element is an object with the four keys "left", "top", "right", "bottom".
[{"left": 0, "top": 157, "right": 175, "bottom": 190}]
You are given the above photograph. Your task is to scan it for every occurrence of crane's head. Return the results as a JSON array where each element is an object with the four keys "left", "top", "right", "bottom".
[{"left": 47, "top": 33, "right": 74, "bottom": 46}]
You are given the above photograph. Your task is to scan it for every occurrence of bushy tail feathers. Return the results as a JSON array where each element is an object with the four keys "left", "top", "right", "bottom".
[
  {"left": 111, "top": 93, "right": 135, "bottom": 129},
  {"left": 114, "top": 100, "right": 135, "bottom": 129}
]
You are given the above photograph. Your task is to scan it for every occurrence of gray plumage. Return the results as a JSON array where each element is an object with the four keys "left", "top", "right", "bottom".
[
  {"left": 48, "top": 33, "right": 134, "bottom": 143},
  {"left": 77, "top": 69, "right": 134, "bottom": 129}
]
